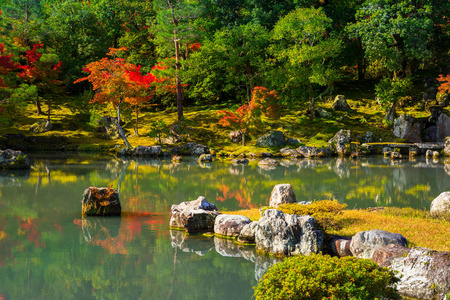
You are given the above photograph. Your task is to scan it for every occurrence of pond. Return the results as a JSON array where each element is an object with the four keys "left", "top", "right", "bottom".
[{"left": 0, "top": 153, "right": 448, "bottom": 299}]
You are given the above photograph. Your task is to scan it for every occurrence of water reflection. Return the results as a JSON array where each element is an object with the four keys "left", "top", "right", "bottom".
[{"left": 170, "top": 230, "right": 282, "bottom": 282}]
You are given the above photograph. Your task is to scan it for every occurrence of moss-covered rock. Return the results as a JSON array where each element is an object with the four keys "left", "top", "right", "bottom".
[
  {"left": 81, "top": 187, "right": 121, "bottom": 216},
  {"left": 0, "top": 149, "right": 30, "bottom": 170}
]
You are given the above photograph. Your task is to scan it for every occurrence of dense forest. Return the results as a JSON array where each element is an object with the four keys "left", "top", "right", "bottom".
[{"left": 0, "top": 0, "right": 450, "bottom": 149}]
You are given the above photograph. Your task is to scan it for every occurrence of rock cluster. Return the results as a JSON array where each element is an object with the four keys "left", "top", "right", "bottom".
[{"left": 0, "top": 149, "right": 30, "bottom": 170}]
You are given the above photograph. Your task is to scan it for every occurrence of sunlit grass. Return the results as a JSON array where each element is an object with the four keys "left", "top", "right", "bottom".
[
  {"left": 0, "top": 89, "right": 405, "bottom": 152},
  {"left": 226, "top": 207, "right": 450, "bottom": 252}
]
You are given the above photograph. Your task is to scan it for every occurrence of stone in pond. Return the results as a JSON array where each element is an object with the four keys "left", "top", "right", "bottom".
[{"left": 82, "top": 187, "right": 121, "bottom": 216}]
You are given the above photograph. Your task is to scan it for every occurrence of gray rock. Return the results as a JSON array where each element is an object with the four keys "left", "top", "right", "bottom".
[
  {"left": 0, "top": 149, "right": 30, "bottom": 170},
  {"left": 393, "top": 114, "right": 423, "bottom": 143},
  {"left": 134, "top": 145, "right": 162, "bottom": 156},
  {"left": 161, "top": 134, "right": 182, "bottom": 145},
  {"left": 169, "top": 196, "right": 220, "bottom": 233},
  {"left": 173, "top": 143, "right": 209, "bottom": 156},
  {"left": 269, "top": 184, "right": 296, "bottom": 208},
  {"left": 297, "top": 146, "right": 318, "bottom": 158},
  {"left": 430, "top": 191, "right": 450, "bottom": 219},
  {"left": 29, "top": 120, "right": 52, "bottom": 133},
  {"left": 229, "top": 130, "right": 243, "bottom": 143},
  {"left": 82, "top": 187, "right": 121, "bottom": 216},
  {"left": 329, "top": 129, "right": 352, "bottom": 156},
  {"left": 258, "top": 158, "right": 278, "bottom": 166},
  {"left": 231, "top": 158, "right": 249, "bottom": 164},
  {"left": 389, "top": 247, "right": 450, "bottom": 300},
  {"left": 363, "top": 131, "right": 375, "bottom": 143},
  {"left": 426, "top": 149, "right": 433, "bottom": 158},
  {"left": 199, "top": 154, "right": 213, "bottom": 162},
  {"left": 238, "top": 222, "right": 259, "bottom": 244},
  {"left": 350, "top": 229, "right": 408, "bottom": 259},
  {"left": 372, "top": 244, "right": 411, "bottom": 266},
  {"left": 254, "top": 209, "right": 323, "bottom": 256},
  {"left": 280, "top": 147, "right": 299, "bottom": 157},
  {"left": 214, "top": 214, "right": 251, "bottom": 238},
  {"left": 332, "top": 95, "right": 351, "bottom": 111},
  {"left": 256, "top": 131, "right": 286, "bottom": 148}
]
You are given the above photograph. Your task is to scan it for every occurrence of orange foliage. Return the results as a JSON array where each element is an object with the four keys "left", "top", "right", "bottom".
[
  {"left": 437, "top": 74, "right": 450, "bottom": 94},
  {"left": 74, "top": 47, "right": 163, "bottom": 108},
  {"left": 218, "top": 86, "right": 281, "bottom": 130}
]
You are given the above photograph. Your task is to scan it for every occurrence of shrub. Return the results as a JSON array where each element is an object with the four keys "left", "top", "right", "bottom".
[
  {"left": 262, "top": 200, "right": 347, "bottom": 216},
  {"left": 261, "top": 200, "right": 348, "bottom": 231},
  {"left": 254, "top": 253, "right": 401, "bottom": 300}
]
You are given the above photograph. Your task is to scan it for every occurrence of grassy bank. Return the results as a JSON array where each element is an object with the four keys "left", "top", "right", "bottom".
[
  {"left": 1, "top": 81, "right": 449, "bottom": 153},
  {"left": 224, "top": 207, "right": 450, "bottom": 252}
]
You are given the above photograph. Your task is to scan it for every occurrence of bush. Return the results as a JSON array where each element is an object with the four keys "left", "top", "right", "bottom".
[
  {"left": 276, "top": 200, "right": 347, "bottom": 215},
  {"left": 254, "top": 253, "right": 401, "bottom": 300},
  {"left": 261, "top": 200, "right": 348, "bottom": 231}
]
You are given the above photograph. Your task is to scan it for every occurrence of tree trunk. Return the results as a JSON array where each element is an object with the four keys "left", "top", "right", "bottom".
[
  {"left": 134, "top": 105, "right": 139, "bottom": 136},
  {"left": 175, "top": 38, "right": 183, "bottom": 122},
  {"left": 47, "top": 98, "right": 51, "bottom": 122},
  {"left": 117, "top": 100, "right": 132, "bottom": 149},
  {"left": 241, "top": 130, "right": 246, "bottom": 146},
  {"left": 308, "top": 83, "right": 315, "bottom": 119},
  {"left": 36, "top": 95, "right": 42, "bottom": 115}
]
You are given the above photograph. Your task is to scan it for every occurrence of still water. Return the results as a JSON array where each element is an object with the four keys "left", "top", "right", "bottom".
[{"left": 0, "top": 153, "right": 449, "bottom": 299}]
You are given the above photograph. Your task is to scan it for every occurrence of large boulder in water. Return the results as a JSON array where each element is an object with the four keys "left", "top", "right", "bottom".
[
  {"left": 0, "top": 149, "right": 30, "bottom": 170},
  {"left": 256, "top": 131, "right": 286, "bottom": 147},
  {"left": 169, "top": 196, "right": 220, "bottom": 234},
  {"left": 82, "top": 187, "right": 121, "bottom": 216},
  {"left": 269, "top": 184, "right": 296, "bottom": 208},
  {"left": 350, "top": 229, "right": 407, "bottom": 259},
  {"left": 254, "top": 209, "right": 323, "bottom": 256},
  {"left": 214, "top": 214, "right": 251, "bottom": 238},
  {"left": 388, "top": 247, "right": 450, "bottom": 300},
  {"left": 430, "top": 191, "right": 450, "bottom": 219}
]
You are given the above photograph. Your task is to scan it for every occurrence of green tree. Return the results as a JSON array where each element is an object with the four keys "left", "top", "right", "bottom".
[
  {"left": 271, "top": 7, "right": 342, "bottom": 116},
  {"left": 42, "top": 0, "right": 110, "bottom": 89},
  {"left": 346, "top": 0, "right": 434, "bottom": 78},
  {"left": 154, "top": 0, "right": 204, "bottom": 121},
  {"left": 185, "top": 23, "right": 270, "bottom": 104}
]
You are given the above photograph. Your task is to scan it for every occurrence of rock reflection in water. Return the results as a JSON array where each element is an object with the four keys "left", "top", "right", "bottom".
[
  {"left": 82, "top": 217, "right": 121, "bottom": 243},
  {"left": 170, "top": 229, "right": 214, "bottom": 256},
  {"left": 170, "top": 231, "right": 282, "bottom": 281}
]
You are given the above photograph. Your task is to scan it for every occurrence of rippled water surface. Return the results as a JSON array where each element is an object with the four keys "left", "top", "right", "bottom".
[{"left": 0, "top": 153, "right": 448, "bottom": 299}]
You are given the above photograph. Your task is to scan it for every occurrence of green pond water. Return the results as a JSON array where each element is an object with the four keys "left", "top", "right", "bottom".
[{"left": 0, "top": 153, "right": 448, "bottom": 299}]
